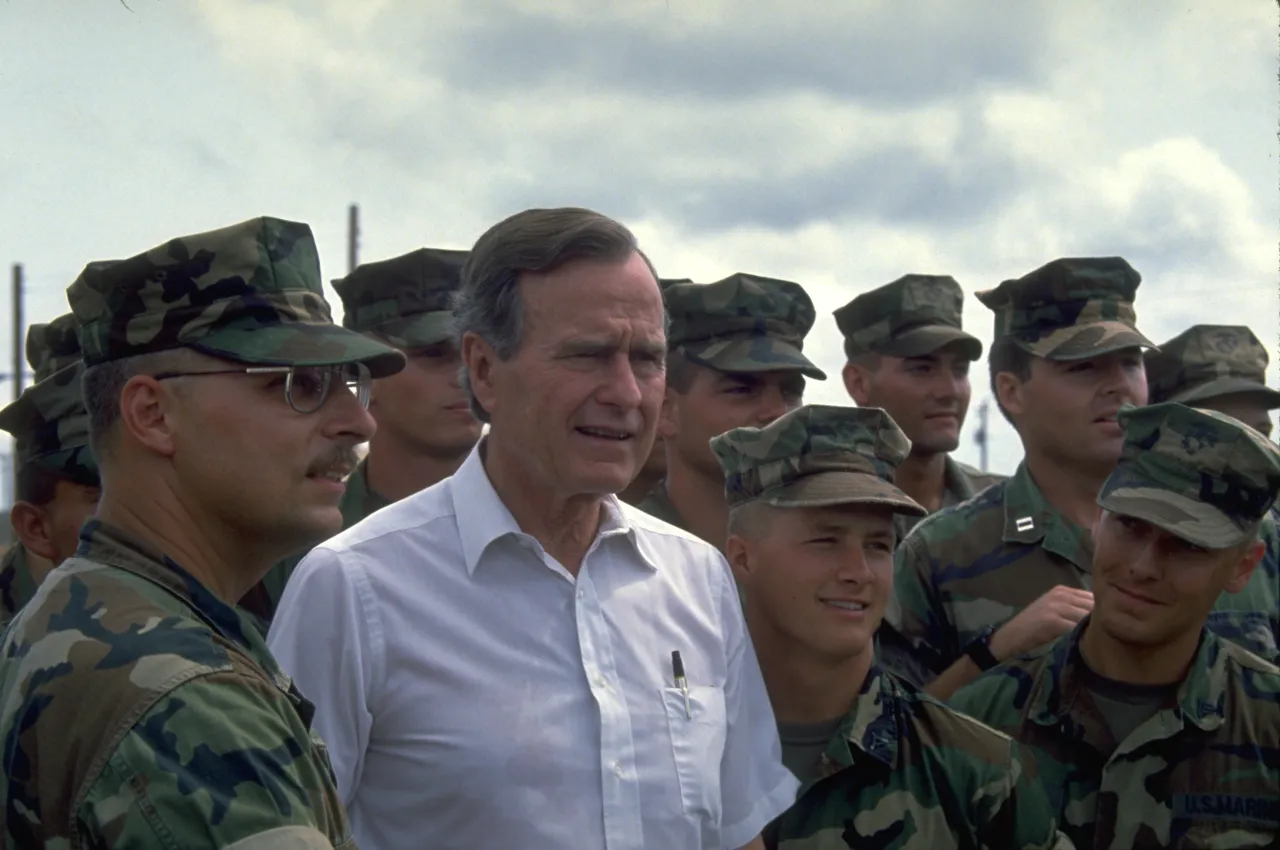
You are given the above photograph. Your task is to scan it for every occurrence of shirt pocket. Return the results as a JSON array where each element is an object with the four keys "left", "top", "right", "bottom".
[{"left": 661, "top": 685, "right": 728, "bottom": 822}]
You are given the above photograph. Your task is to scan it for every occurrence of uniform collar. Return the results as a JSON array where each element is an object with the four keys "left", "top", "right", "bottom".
[
  {"left": 815, "top": 663, "right": 901, "bottom": 788},
  {"left": 1002, "top": 461, "right": 1093, "bottom": 570},
  {"left": 450, "top": 440, "right": 656, "bottom": 576},
  {"left": 1027, "top": 618, "right": 1229, "bottom": 736},
  {"left": 71, "top": 519, "right": 291, "bottom": 691}
]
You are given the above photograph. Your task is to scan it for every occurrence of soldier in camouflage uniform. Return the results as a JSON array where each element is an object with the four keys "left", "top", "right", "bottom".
[
  {"left": 0, "top": 314, "right": 100, "bottom": 628},
  {"left": 0, "top": 216, "right": 406, "bottom": 848},
  {"left": 640, "top": 273, "right": 826, "bottom": 550},
  {"left": 244, "top": 247, "right": 481, "bottom": 627},
  {"left": 617, "top": 277, "right": 691, "bottom": 505},
  {"left": 834, "top": 274, "right": 1004, "bottom": 542},
  {"left": 883, "top": 258, "right": 1154, "bottom": 698},
  {"left": 951, "top": 402, "right": 1280, "bottom": 849},
  {"left": 1145, "top": 324, "right": 1280, "bottom": 663},
  {"left": 1145, "top": 324, "right": 1280, "bottom": 438},
  {"left": 712, "top": 405, "right": 1073, "bottom": 850}
]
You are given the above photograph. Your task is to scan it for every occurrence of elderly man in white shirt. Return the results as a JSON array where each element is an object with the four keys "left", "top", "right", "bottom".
[{"left": 267, "top": 206, "right": 799, "bottom": 850}]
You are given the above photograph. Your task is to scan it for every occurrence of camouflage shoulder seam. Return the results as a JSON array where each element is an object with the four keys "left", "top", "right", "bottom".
[
  {"left": 72, "top": 658, "right": 239, "bottom": 820},
  {"left": 911, "top": 684, "right": 1018, "bottom": 745},
  {"left": 899, "top": 480, "right": 1007, "bottom": 546},
  {"left": 1218, "top": 638, "right": 1280, "bottom": 675},
  {"left": 953, "top": 459, "right": 1006, "bottom": 482}
]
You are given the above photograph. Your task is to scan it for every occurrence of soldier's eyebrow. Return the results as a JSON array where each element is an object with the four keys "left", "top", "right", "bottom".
[{"left": 719, "top": 372, "right": 765, "bottom": 387}]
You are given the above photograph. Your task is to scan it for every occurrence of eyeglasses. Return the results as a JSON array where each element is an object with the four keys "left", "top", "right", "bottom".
[{"left": 151, "top": 363, "right": 372, "bottom": 414}]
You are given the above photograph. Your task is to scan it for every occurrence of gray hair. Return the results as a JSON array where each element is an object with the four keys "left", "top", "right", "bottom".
[
  {"left": 82, "top": 348, "right": 205, "bottom": 460},
  {"left": 451, "top": 207, "right": 660, "bottom": 423}
]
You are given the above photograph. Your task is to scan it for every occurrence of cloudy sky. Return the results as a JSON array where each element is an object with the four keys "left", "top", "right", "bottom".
[{"left": 2, "top": 0, "right": 1277, "bottom": 482}]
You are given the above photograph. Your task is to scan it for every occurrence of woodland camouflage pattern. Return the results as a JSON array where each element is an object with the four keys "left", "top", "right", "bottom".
[
  {"left": 767, "top": 666, "right": 1073, "bottom": 850},
  {"left": 0, "top": 521, "right": 353, "bottom": 849},
  {"left": 0, "top": 318, "right": 97, "bottom": 482},
  {"left": 67, "top": 215, "right": 405, "bottom": 377},
  {"left": 976, "top": 257, "right": 1155, "bottom": 361},
  {"left": 950, "top": 623, "right": 1280, "bottom": 849},
  {"left": 832, "top": 274, "right": 982, "bottom": 361},
  {"left": 0, "top": 546, "right": 37, "bottom": 632},
  {"left": 1097, "top": 403, "right": 1280, "bottom": 549},
  {"left": 665, "top": 273, "right": 827, "bottom": 379},
  {"left": 26, "top": 311, "right": 85, "bottom": 383},
  {"left": 710, "top": 404, "right": 924, "bottom": 514},
  {"left": 893, "top": 457, "right": 1003, "bottom": 543},
  {"left": 883, "top": 463, "right": 1280, "bottom": 683},
  {"left": 1145, "top": 324, "right": 1280, "bottom": 407},
  {"left": 334, "top": 247, "right": 469, "bottom": 348}
]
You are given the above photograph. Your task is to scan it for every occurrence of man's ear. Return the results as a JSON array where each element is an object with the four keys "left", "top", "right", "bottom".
[
  {"left": 461, "top": 331, "right": 499, "bottom": 421},
  {"left": 724, "top": 534, "right": 754, "bottom": 586},
  {"left": 118, "top": 375, "right": 179, "bottom": 457},
  {"left": 1223, "top": 539, "right": 1265, "bottom": 594},
  {"left": 658, "top": 387, "right": 680, "bottom": 440},
  {"left": 842, "top": 362, "right": 873, "bottom": 406},
  {"left": 10, "top": 502, "right": 58, "bottom": 562},
  {"left": 995, "top": 371, "right": 1026, "bottom": 421}
]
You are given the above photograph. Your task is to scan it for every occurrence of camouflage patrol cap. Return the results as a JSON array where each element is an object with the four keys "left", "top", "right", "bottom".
[
  {"left": 0, "top": 361, "right": 97, "bottom": 485},
  {"left": 1145, "top": 325, "right": 1280, "bottom": 408},
  {"left": 26, "top": 312, "right": 84, "bottom": 383},
  {"left": 334, "top": 247, "right": 469, "bottom": 349},
  {"left": 67, "top": 216, "right": 406, "bottom": 378},
  {"left": 710, "top": 404, "right": 925, "bottom": 514},
  {"left": 976, "top": 257, "right": 1155, "bottom": 361},
  {"left": 833, "top": 274, "right": 982, "bottom": 361},
  {"left": 665, "top": 274, "right": 826, "bottom": 379},
  {"left": 1098, "top": 402, "right": 1280, "bottom": 548}
]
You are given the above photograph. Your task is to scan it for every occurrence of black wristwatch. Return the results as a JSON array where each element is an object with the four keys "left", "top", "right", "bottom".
[{"left": 963, "top": 626, "right": 1000, "bottom": 672}]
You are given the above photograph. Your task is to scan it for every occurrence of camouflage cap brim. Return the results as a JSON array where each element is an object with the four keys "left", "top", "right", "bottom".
[
  {"left": 1098, "top": 484, "right": 1258, "bottom": 549},
  {"left": 759, "top": 470, "right": 926, "bottom": 516},
  {"left": 366, "top": 311, "right": 454, "bottom": 350},
  {"left": 876, "top": 326, "right": 984, "bottom": 361},
  {"left": 28, "top": 445, "right": 99, "bottom": 487},
  {"left": 1012, "top": 321, "right": 1156, "bottom": 361},
  {"left": 190, "top": 319, "right": 407, "bottom": 379},
  {"left": 1166, "top": 377, "right": 1280, "bottom": 409},
  {"left": 682, "top": 337, "right": 827, "bottom": 380}
]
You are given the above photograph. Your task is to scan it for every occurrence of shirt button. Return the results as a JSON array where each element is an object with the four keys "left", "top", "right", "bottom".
[
  {"left": 577, "top": 587, "right": 585, "bottom": 599},
  {"left": 612, "top": 761, "right": 624, "bottom": 777},
  {"left": 596, "top": 676, "right": 608, "bottom": 689}
]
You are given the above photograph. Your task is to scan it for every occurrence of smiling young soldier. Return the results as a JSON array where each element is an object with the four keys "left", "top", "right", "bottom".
[
  {"left": 713, "top": 404, "right": 1072, "bottom": 850},
  {"left": 640, "top": 274, "right": 826, "bottom": 550},
  {"left": 950, "top": 402, "right": 1280, "bottom": 849},
  {"left": 0, "top": 313, "right": 100, "bottom": 628},
  {"left": 1144, "top": 324, "right": 1280, "bottom": 661},
  {"left": 0, "top": 216, "right": 403, "bottom": 848},
  {"left": 244, "top": 247, "right": 482, "bottom": 626},
  {"left": 835, "top": 274, "right": 1004, "bottom": 542},
  {"left": 882, "top": 257, "right": 1155, "bottom": 699}
]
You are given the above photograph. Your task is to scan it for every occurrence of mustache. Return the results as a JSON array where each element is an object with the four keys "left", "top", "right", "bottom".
[{"left": 306, "top": 446, "right": 361, "bottom": 477}]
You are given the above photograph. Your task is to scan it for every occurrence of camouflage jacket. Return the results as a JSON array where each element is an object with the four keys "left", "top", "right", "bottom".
[
  {"left": 949, "top": 622, "right": 1280, "bottom": 849},
  {"left": 766, "top": 665, "right": 1072, "bottom": 850},
  {"left": 883, "top": 462, "right": 1280, "bottom": 685},
  {"left": 637, "top": 480, "right": 689, "bottom": 531},
  {"left": 0, "top": 544, "right": 38, "bottom": 631},
  {"left": 0, "top": 520, "right": 353, "bottom": 849},
  {"left": 242, "top": 459, "right": 390, "bottom": 630},
  {"left": 894, "top": 456, "right": 1005, "bottom": 543}
]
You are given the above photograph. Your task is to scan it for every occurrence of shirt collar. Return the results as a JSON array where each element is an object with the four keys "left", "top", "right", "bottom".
[
  {"left": 1001, "top": 461, "right": 1093, "bottom": 569},
  {"left": 818, "top": 663, "right": 901, "bottom": 782},
  {"left": 449, "top": 440, "right": 656, "bottom": 576},
  {"left": 942, "top": 456, "right": 978, "bottom": 502},
  {"left": 1027, "top": 617, "right": 1228, "bottom": 735},
  {"left": 72, "top": 518, "right": 291, "bottom": 691}
]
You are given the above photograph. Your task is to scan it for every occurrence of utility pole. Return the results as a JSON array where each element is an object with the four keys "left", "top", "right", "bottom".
[
  {"left": 974, "top": 398, "right": 990, "bottom": 472},
  {"left": 347, "top": 204, "right": 360, "bottom": 274},
  {"left": 11, "top": 264, "right": 23, "bottom": 404}
]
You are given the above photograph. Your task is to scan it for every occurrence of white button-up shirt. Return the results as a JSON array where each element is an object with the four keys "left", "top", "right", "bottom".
[{"left": 267, "top": 446, "right": 798, "bottom": 850}]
